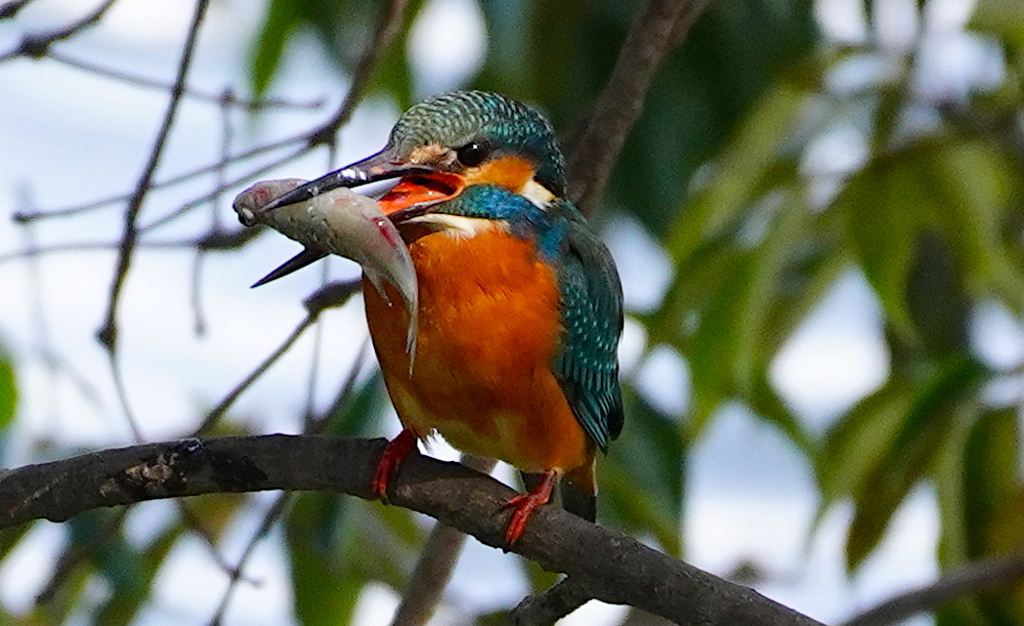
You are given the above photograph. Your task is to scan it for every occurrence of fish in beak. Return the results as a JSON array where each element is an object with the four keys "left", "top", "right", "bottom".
[
  {"left": 249, "top": 146, "right": 465, "bottom": 283},
  {"left": 233, "top": 175, "right": 426, "bottom": 359},
  {"left": 233, "top": 147, "right": 467, "bottom": 365}
]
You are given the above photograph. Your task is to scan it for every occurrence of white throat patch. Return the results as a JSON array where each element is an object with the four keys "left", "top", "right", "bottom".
[
  {"left": 520, "top": 178, "right": 556, "bottom": 209},
  {"left": 403, "top": 214, "right": 506, "bottom": 239}
]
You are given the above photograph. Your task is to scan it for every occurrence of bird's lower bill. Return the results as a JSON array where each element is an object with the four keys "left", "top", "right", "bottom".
[{"left": 377, "top": 173, "right": 464, "bottom": 218}]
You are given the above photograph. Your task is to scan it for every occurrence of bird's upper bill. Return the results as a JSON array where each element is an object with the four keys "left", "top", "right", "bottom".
[{"left": 258, "top": 146, "right": 467, "bottom": 224}]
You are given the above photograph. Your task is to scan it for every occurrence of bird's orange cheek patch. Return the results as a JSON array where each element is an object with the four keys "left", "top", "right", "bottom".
[
  {"left": 378, "top": 174, "right": 464, "bottom": 215},
  {"left": 461, "top": 156, "right": 534, "bottom": 192}
]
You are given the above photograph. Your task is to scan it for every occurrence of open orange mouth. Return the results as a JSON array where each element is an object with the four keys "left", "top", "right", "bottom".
[{"left": 378, "top": 172, "right": 464, "bottom": 221}]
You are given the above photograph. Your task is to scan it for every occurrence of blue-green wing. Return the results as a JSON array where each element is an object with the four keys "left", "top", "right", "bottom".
[{"left": 553, "top": 209, "right": 624, "bottom": 452}]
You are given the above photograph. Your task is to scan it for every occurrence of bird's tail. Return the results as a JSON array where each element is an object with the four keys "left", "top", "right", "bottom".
[{"left": 561, "top": 461, "right": 597, "bottom": 522}]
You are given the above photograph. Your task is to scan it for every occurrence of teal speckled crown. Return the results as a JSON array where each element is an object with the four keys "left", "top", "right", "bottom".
[{"left": 389, "top": 91, "right": 567, "bottom": 197}]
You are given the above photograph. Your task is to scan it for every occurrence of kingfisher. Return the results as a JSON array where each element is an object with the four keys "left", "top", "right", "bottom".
[{"left": 258, "top": 91, "right": 623, "bottom": 544}]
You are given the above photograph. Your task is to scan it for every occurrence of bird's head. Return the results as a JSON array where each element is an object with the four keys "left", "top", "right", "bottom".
[{"left": 262, "top": 91, "right": 566, "bottom": 223}]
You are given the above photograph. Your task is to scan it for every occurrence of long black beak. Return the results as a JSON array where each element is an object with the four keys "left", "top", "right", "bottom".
[
  {"left": 251, "top": 146, "right": 428, "bottom": 288},
  {"left": 251, "top": 249, "right": 327, "bottom": 287},
  {"left": 259, "top": 146, "right": 428, "bottom": 212}
]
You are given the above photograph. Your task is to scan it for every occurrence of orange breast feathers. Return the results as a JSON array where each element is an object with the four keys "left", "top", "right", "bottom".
[{"left": 362, "top": 225, "right": 592, "bottom": 476}]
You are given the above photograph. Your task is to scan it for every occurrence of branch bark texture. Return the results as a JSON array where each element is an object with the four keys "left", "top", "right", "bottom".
[{"left": 0, "top": 435, "right": 822, "bottom": 626}]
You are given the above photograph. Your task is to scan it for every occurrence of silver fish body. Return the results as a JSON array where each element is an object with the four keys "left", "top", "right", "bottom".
[{"left": 234, "top": 179, "right": 419, "bottom": 363}]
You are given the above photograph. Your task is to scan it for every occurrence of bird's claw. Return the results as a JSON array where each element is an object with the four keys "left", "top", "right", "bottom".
[
  {"left": 502, "top": 470, "right": 559, "bottom": 545},
  {"left": 372, "top": 429, "right": 419, "bottom": 503}
]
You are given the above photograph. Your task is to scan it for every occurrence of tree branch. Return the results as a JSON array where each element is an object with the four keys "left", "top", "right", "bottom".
[
  {"left": 840, "top": 552, "right": 1024, "bottom": 626},
  {"left": 97, "top": 0, "right": 210, "bottom": 352},
  {"left": 567, "top": 0, "right": 713, "bottom": 215},
  {"left": 310, "top": 0, "right": 410, "bottom": 147},
  {"left": 508, "top": 576, "right": 592, "bottom": 625},
  {"left": 0, "top": 435, "right": 823, "bottom": 626},
  {"left": 0, "top": 0, "right": 117, "bottom": 62},
  {"left": 49, "top": 51, "right": 325, "bottom": 111},
  {"left": 391, "top": 454, "right": 497, "bottom": 626}
]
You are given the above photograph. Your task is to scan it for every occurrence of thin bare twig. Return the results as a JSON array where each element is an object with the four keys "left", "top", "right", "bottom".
[
  {"left": 173, "top": 0, "right": 411, "bottom": 236},
  {"left": 841, "top": 552, "right": 1024, "bottom": 626},
  {"left": 191, "top": 279, "right": 362, "bottom": 437},
  {"left": 190, "top": 250, "right": 208, "bottom": 335},
  {"left": 207, "top": 492, "right": 291, "bottom": 626},
  {"left": 97, "top": 0, "right": 210, "bottom": 352},
  {"left": 11, "top": 133, "right": 309, "bottom": 224},
  {"left": 0, "top": 0, "right": 117, "bottom": 62},
  {"left": 567, "top": 0, "right": 715, "bottom": 215},
  {"left": 107, "top": 345, "right": 144, "bottom": 440},
  {"left": 190, "top": 89, "right": 235, "bottom": 336},
  {"left": 0, "top": 235, "right": 258, "bottom": 265},
  {"left": 48, "top": 51, "right": 325, "bottom": 111},
  {"left": 138, "top": 144, "right": 311, "bottom": 234},
  {"left": 13, "top": 0, "right": 407, "bottom": 230},
  {"left": 310, "top": 0, "right": 411, "bottom": 148},
  {"left": 192, "top": 315, "right": 316, "bottom": 437},
  {"left": 175, "top": 499, "right": 254, "bottom": 577},
  {"left": 0, "top": 0, "right": 33, "bottom": 20}
]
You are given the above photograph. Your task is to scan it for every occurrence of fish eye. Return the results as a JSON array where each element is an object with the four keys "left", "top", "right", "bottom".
[{"left": 455, "top": 141, "right": 490, "bottom": 167}]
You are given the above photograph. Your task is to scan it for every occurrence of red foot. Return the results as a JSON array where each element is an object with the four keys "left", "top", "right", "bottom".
[
  {"left": 373, "top": 429, "right": 419, "bottom": 502},
  {"left": 503, "top": 470, "right": 559, "bottom": 545}
]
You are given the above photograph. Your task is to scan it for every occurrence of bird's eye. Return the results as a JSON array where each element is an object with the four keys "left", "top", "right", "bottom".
[{"left": 455, "top": 141, "right": 490, "bottom": 167}]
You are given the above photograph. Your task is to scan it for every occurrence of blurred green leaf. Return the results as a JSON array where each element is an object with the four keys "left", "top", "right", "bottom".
[
  {"left": 610, "top": 0, "right": 818, "bottom": 234},
  {"left": 287, "top": 494, "right": 364, "bottom": 626},
  {"left": 972, "top": 0, "right": 1024, "bottom": 47},
  {"left": 251, "top": 0, "right": 302, "bottom": 97},
  {"left": 475, "top": 0, "right": 591, "bottom": 108},
  {"left": 931, "top": 403, "right": 987, "bottom": 626},
  {"left": 844, "top": 356, "right": 987, "bottom": 570},
  {"left": 0, "top": 521, "right": 31, "bottom": 564},
  {"left": 664, "top": 83, "right": 808, "bottom": 266},
  {"left": 836, "top": 153, "right": 925, "bottom": 340},
  {"left": 93, "top": 522, "right": 183, "bottom": 626},
  {"left": 358, "top": 503, "right": 421, "bottom": 578},
  {"left": 250, "top": 0, "right": 425, "bottom": 106},
  {"left": 29, "top": 511, "right": 127, "bottom": 624},
  {"left": 518, "top": 557, "right": 560, "bottom": 594},
  {"left": 324, "top": 370, "right": 389, "bottom": 438},
  {"left": 32, "top": 550, "right": 91, "bottom": 626},
  {"left": 476, "top": 0, "right": 818, "bottom": 234},
  {"left": 758, "top": 225, "right": 850, "bottom": 349},
  {"left": 600, "top": 390, "right": 685, "bottom": 556},
  {"left": 906, "top": 231, "right": 971, "bottom": 358},
  {"left": 958, "top": 413, "right": 1024, "bottom": 626},
  {"left": 694, "top": 188, "right": 812, "bottom": 435},
  {"left": 925, "top": 139, "right": 1024, "bottom": 314},
  {"left": 685, "top": 251, "right": 752, "bottom": 428},
  {"left": 476, "top": 608, "right": 511, "bottom": 626},
  {"left": 748, "top": 367, "right": 813, "bottom": 457},
  {"left": 817, "top": 380, "right": 914, "bottom": 506},
  {"left": 0, "top": 351, "right": 15, "bottom": 435},
  {"left": 638, "top": 83, "right": 816, "bottom": 442},
  {"left": 962, "top": 407, "right": 1022, "bottom": 560},
  {"left": 184, "top": 493, "right": 251, "bottom": 538},
  {"left": 934, "top": 407, "right": 1024, "bottom": 625}
]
